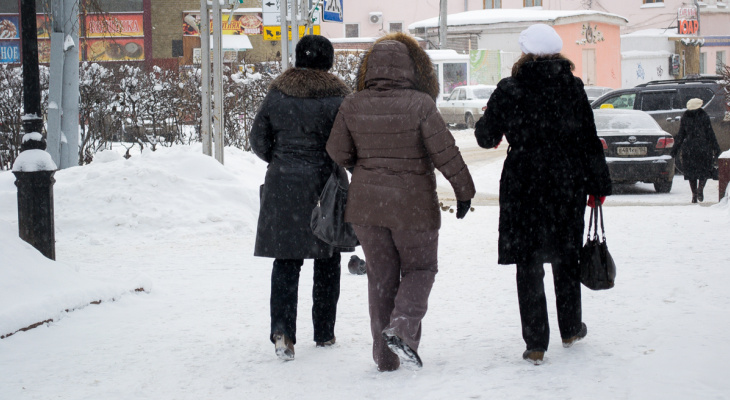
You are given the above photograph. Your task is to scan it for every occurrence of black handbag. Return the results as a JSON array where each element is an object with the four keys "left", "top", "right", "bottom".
[
  {"left": 580, "top": 203, "right": 616, "bottom": 290},
  {"left": 310, "top": 165, "right": 360, "bottom": 249}
]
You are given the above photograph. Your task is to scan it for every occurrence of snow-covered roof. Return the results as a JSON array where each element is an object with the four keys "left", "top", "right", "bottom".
[
  {"left": 408, "top": 9, "right": 628, "bottom": 30},
  {"left": 621, "top": 50, "right": 673, "bottom": 60},
  {"left": 622, "top": 28, "right": 700, "bottom": 39},
  {"left": 329, "top": 37, "right": 377, "bottom": 44},
  {"left": 425, "top": 49, "right": 469, "bottom": 61}
]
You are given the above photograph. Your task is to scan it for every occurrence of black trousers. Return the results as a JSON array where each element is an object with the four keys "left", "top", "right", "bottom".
[
  {"left": 270, "top": 252, "right": 341, "bottom": 344},
  {"left": 516, "top": 257, "right": 582, "bottom": 351}
]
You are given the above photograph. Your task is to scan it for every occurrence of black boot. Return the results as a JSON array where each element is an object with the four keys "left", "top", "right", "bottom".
[
  {"left": 689, "top": 180, "right": 698, "bottom": 203},
  {"left": 697, "top": 179, "right": 706, "bottom": 202}
]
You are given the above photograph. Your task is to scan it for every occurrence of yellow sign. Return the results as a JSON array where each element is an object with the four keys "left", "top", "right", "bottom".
[{"left": 263, "top": 25, "right": 320, "bottom": 41}]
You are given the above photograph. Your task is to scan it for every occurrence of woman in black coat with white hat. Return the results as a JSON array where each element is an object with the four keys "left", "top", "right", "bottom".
[
  {"left": 671, "top": 98, "right": 721, "bottom": 203},
  {"left": 474, "top": 24, "right": 612, "bottom": 365},
  {"left": 250, "top": 35, "right": 351, "bottom": 361}
]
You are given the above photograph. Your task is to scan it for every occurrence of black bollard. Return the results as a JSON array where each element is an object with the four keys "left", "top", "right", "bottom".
[{"left": 13, "top": 170, "right": 56, "bottom": 260}]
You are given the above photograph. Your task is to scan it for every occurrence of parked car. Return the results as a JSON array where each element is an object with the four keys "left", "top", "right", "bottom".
[
  {"left": 438, "top": 85, "right": 496, "bottom": 129},
  {"left": 594, "top": 108, "right": 676, "bottom": 193},
  {"left": 590, "top": 76, "right": 730, "bottom": 151},
  {"left": 584, "top": 86, "right": 614, "bottom": 103}
]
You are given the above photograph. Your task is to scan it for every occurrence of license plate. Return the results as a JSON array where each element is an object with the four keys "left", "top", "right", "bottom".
[{"left": 617, "top": 147, "right": 647, "bottom": 156}]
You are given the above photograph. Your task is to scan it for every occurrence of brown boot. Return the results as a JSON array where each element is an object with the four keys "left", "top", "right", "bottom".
[
  {"left": 273, "top": 333, "right": 295, "bottom": 361},
  {"left": 316, "top": 336, "right": 336, "bottom": 347},
  {"left": 522, "top": 349, "right": 545, "bottom": 365},
  {"left": 562, "top": 322, "right": 588, "bottom": 348}
]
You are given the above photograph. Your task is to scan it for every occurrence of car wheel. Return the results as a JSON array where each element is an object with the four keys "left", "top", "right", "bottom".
[
  {"left": 654, "top": 180, "right": 673, "bottom": 193},
  {"left": 465, "top": 114, "right": 475, "bottom": 129}
]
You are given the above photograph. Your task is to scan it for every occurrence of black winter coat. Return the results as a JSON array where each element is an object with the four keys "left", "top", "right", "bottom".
[
  {"left": 251, "top": 68, "right": 351, "bottom": 259},
  {"left": 474, "top": 58, "right": 612, "bottom": 265},
  {"left": 671, "top": 108, "right": 721, "bottom": 180}
]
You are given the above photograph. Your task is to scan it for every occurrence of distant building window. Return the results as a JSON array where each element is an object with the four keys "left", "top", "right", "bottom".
[
  {"left": 643, "top": 0, "right": 663, "bottom": 3},
  {"left": 700, "top": 52, "right": 706, "bottom": 74},
  {"left": 484, "top": 0, "right": 502, "bottom": 8},
  {"left": 717, "top": 51, "right": 727, "bottom": 74},
  {"left": 389, "top": 22, "right": 403, "bottom": 33},
  {"left": 172, "top": 40, "right": 183, "bottom": 57},
  {"left": 345, "top": 23, "right": 359, "bottom": 38},
  {"left": 524, "top": 0, "right": 542, "bottom": 6}
]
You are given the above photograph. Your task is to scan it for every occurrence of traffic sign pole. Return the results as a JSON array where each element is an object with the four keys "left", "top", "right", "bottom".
[{"left": 280, "top": 0, "right": 288, "bottom": 69}]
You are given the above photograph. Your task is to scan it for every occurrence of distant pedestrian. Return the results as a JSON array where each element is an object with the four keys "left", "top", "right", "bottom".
[
  {"left": 250, "top": 35, "right": 351, "bottom": 361},
  {"left": 474, "top": 24, "right": 612, "bottom": 365},
  {"left": 327, "top": 32, "right": 476, "bottom": 371},
  {"left": 671, "top": 98, "right": 721, "bottom": 203}
]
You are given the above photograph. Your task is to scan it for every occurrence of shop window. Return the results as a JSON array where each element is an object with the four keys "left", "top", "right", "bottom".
[
  {"left": 716, "top": 51, "right": 726, "bottom": 74},
  {"left": 345, "top": 24, "right": 359, "bottom": 38},
  {"left": 443, "top": 62, "right": 467, "bottom": 94},
  {"left": 700, "top": 52, "right": 706, "bottom": 74},
  {"left": 524, "top": 0, "right": 542, "bottom": 6},
  {"left": 484, "top": 0, "right": 502, "bottom": 9}
]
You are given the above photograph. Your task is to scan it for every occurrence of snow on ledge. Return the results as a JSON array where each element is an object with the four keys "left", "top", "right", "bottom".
[{"left": 12, "top": 149, "right": 57, "bottom": 172}]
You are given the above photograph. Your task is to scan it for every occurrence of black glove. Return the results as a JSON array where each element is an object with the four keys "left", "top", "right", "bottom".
[{"left": 456, "top": 200, "right": 471, "bottom": 219}]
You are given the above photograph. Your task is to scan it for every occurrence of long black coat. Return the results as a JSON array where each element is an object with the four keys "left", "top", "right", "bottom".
[
  {"left": 671, "top": 108, "right": 721, "bottom": 180},
  {"left": 474, "top": 58, "right": 612, "bottom": 265},
  {"left": 251, "top": 68, "right": 351, "bottom": 259}
]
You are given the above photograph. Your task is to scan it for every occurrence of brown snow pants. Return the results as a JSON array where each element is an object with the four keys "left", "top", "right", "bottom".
[{"left": 353, "top": 225, "right": 439, "bottom": 371}]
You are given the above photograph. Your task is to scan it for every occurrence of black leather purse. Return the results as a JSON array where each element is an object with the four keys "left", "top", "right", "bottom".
[
  {"left": 580, "top": 203, "right": 616, "bottom": 290},
  {"left": 310, "top": 165, "right": 359, "bottom": 249}
]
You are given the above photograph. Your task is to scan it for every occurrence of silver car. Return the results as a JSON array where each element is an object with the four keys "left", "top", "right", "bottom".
[{"left": 438, "top": 85, "right": 496, "bottom": 129}]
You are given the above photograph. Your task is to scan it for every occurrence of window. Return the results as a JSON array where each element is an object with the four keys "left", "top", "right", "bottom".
[
  {"left": 700, "top": 52, "right": 706, "bottom": 74},
  {"left": 345, "top": 24, "right": 359, "bottom": 38},
  {"left": 679, "top": 88, "right": 715, "bottom": 108},
  {"left": 599, "top": 93, "right": 636, "bottom": 110},
  {"left": 643, "top": 0, "right": 663, "bottom": 3},
  {"left": 640, "top": 91, "right": 675, "bottom": 111},
  {"left": 389, "top": 22, "right": 403, "bottom": 33},
  {"left": 717, "top": 51, "right": 726, "bottom": 74},
  {"left": 524, "top": 0, "right": 542, "bottom": 6},
  {"left": 484, "top": 0, "right": 502, "bottom": 9},
  {"left": 443, "top": 62, "right": 468, "bottom": 94},
  {"left": 172, "top": 40, "right": 183, "bottom": 58}
]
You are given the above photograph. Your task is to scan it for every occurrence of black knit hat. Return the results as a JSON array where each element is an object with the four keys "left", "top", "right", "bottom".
[{"left": 295, "top": 35, "right": 334, "bottom": 70}]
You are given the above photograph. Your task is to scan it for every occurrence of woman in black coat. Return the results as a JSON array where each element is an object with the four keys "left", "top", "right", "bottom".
[
  {"left": 250, "top": 35, "right": 351, "bottom": 361},
  {"left": 474, "top": 24, "right": 612, "bottom": 365},
  {"left": 671, "top": 98, "right": 721, "bottom": 203}
]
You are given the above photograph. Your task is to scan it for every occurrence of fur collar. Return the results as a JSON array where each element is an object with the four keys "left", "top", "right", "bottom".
[
  {"left": 356, "top": 32, "right": 440, "bottom": 100},
  {"left": 269, "top": 68, "right": 351, "bottom": 99}
]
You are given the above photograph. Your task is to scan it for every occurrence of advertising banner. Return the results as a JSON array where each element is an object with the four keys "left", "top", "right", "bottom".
[
  {"left": 470, "top": 50, "right": 501, "bottom": 85},
  {"left": 183, "top": 12, "right": 263, "bottom": 36},
  {"left": 0, "top": 15, "right": 19, "bottom": 39},
  {"left": 0, "top": 40, "right": 19, "bottom": 63},
  {"left": 86, "top": 14, "right": 144, "bottom": 38},
  {"left": 86, "top": 38, "right": 144, "bottom": 62}
]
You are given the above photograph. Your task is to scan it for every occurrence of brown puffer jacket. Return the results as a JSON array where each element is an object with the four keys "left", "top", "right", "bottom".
[{"left": 326, "top": 33, "right": 476, "bottom": 231}]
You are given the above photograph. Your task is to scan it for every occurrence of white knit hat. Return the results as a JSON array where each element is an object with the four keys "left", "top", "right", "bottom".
[
  {"left": 686, "top": 98, "right": 703, "bottom": 110},
  {"left": 519, "top": 24, "right": 563, "bottom": 56}
]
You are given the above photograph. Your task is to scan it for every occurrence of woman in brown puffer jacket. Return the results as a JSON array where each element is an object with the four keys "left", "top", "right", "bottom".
[{"left": 327, "top": 32, "right": 476, "bottom": 371}]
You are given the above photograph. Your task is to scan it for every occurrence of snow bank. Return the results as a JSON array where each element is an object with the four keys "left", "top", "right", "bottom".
[{"left": 0, "top": 224, "right": 149, "bottom": 338}]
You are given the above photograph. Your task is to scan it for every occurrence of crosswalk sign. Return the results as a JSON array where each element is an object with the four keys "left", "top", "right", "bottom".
[{"left": 323, "top": 0, "right": 343, "bottom": 23}]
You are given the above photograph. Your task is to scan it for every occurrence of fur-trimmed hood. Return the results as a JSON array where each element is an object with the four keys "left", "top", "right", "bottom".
[
  {"left": 269, "top": 68, "right": 350, "bottom": 99},
  {"left": 356, "top": 32, "right": 439, "bottom": 100}
]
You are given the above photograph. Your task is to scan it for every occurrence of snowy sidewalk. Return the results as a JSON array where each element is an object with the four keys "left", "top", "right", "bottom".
[{"left": 1, "top": 145, "right": 729, "bottom": 399}]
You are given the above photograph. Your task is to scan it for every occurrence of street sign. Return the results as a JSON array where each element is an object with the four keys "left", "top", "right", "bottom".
[
  {"left": 323, "top": 0, "right": 343, "bottom": 23},
  {"left": 263, "top": 25, "right": 321, "bottom": 41}
]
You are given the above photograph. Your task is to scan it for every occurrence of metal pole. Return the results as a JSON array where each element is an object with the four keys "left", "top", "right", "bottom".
[
  {"left": 212, "top": 0, "right": 224, "bottom": 164},
  {"left": 439, "top": 0, "right": 448, "bottom": 49},
  {"left": 280, "top": 0, "right": 288, "bottom": 69},
  {"left": 291, "top": 0, "right": 299, "bottom": 66},
  {"left": 60, "top": 0, "right": 79, "bottom": 168},
  {"left": 694, "top": 0, "right": 701, "bottom": 36},
  {"left": 20, "top": 0, "right": 43, "bottom": 136},
  {"left": 200, "top": 0, "right": 212, "bottom": 156}
]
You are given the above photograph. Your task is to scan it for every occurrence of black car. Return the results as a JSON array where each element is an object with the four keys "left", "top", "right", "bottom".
[
  {"left": 591, "top": 76, "right": 730, "bottom": 152},
  {"left": 593, "top": 108, "right": 676, "bottom": 193}
]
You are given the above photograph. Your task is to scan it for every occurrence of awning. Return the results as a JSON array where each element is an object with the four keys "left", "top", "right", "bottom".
[{"left": 209, "top": 35, "right": 253, "bottom": 50}]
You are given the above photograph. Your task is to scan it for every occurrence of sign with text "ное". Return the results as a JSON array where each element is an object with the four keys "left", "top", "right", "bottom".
[
  {"left": 323, "top": 0, "right": 343, "bottom": 23},
  {"left": 263, "top": 25, "right": 321, "bottom": 41}
]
